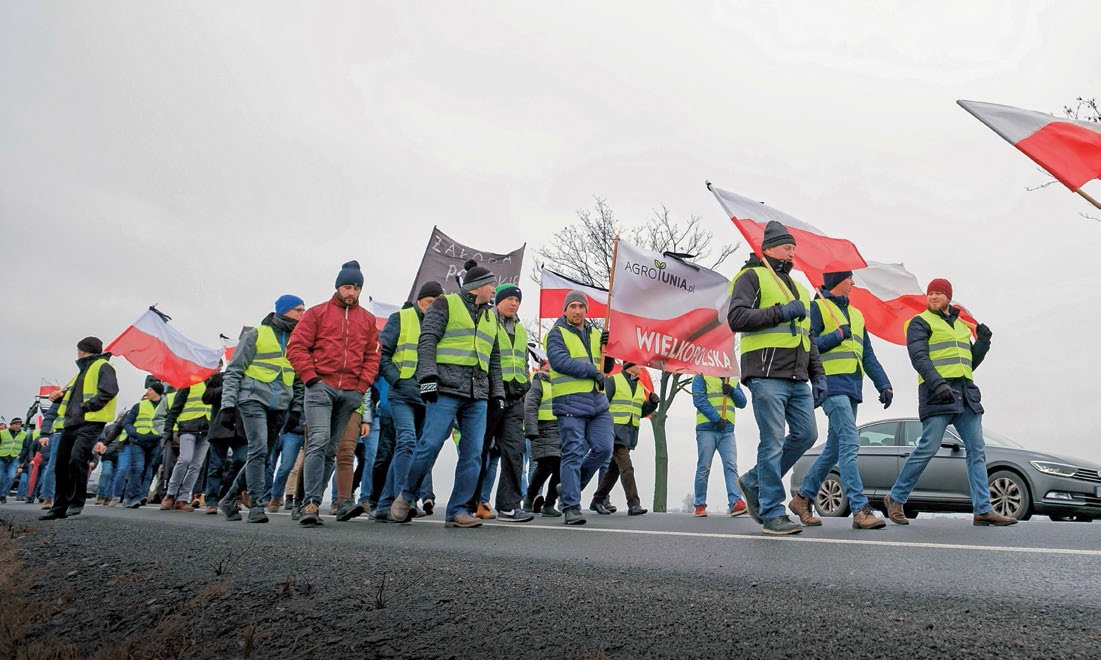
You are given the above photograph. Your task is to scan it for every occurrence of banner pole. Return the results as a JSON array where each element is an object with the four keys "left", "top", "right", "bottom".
[
  {"left": 601, "top": 235, "right": 620, "bottom": 367},
  {"left": 1076, "top": 187, "right": 1101, "bottom": 210}
]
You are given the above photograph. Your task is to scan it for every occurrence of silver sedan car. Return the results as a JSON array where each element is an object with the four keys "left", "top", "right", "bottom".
[{"left": 789, "top": 417, "right": 1101, "bottom": 522}]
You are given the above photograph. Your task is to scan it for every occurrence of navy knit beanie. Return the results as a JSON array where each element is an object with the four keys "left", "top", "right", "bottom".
[
  {"left": 335, "top": 260, "right": 364, "bottom": 288},
  {"left": 822, "top": 271, "right": 853, "bottom": 291}
]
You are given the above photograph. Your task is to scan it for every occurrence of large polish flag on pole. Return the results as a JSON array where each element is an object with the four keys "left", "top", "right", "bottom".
[
  {"left": 606, "top": 240, "right": 737, "bottom": 377},
  {"left": 846, "top": 262, "right": 979, "bottom": 346},
  {"left": 709, "top": 183, "right": 867, "bottom": 274},
  {"left": 958, "top": 100, "right": 1101, "bottom": 195},
  {"left": 539, "top": 268, "right": 608, "bottom": 319},
  {"left": 106, "top": 309, "right": 222, "bottom": 388}
]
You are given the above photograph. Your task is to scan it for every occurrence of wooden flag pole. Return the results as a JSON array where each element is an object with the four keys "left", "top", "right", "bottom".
[
  {"left": 1076, "top": 187, "right": 1101, "bottom": 211},
  {"left": 600, "top": 235, "right": 621, "bottom": 368}
]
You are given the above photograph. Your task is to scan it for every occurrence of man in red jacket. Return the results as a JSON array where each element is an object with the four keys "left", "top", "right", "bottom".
[{"left": 287, "top": 260, "right": 380, "bottom": 527}]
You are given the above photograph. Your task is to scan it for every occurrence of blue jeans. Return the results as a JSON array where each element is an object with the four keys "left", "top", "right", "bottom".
[
  {"left": 112, "top": 444, "right": 132, "bottom": 499},
  {"left": 41, "top": 432, "right": 60, "bottom": 500},
  {"left": 376, "top": 401, "right": 427, "bottom": 511},
  {"left": 889, "top": 407, "right": 992, "bottom": 514},
  {"left": 96, "top": 460, "right": 116, "bottom": 499},
  {"left": 742, "top": 379, "right": 818, "bottom": 521},
  {"left": 401, "top": 395, "right": 487, "bottom": 520},
  {"left": 357, "top": 421, "right": 379, "bottom": 504},
  {"left": 17, "top": 471, "right": 29, "bottom": 500},
  {"left": 0, "top": 457, "right": 18, "bottom": 496},
  {"left": 798, "top": 395, "right": 867, "bottom": 513},
  {"left": 479, "top": 452, "right": 500, "bottom": 504},
  {"left": 694, "top": 426, "right": 742, "bottom": 508},
  {"left": 125, "top": 439, "right": 159, "bottom": 503},
  {"left": 270, "top": 432, "right": 304, "bottom": 500},
  {"left": 556, "top": 412, "right": 614, "bottom": 511}
]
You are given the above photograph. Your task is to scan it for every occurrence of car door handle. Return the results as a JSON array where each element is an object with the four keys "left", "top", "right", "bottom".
[{"left": 901, "top": 452, "right": 911, "bottom": 458}]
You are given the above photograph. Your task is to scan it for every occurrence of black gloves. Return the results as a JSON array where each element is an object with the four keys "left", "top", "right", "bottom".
[
  {"left": 220, "top": 406, "right": 236, "bottom": 428},
  {"left": 811, "top": 376, "right": 828, "bottom": 408},
  {"left": 419, "top": 377, "right": 438, "bottom": 405},
  {"left": 305, "top": 377, "right": 322, "bottom": 388},
  {"left": 778, "top": 300, "right": 807, "bottom": 322},
  {"left": 721, "top": 383, "right": 735, "bottom": 396},
  {"left": 600, "top": 330, "right": 609, "bottom": 346},
  {"left": 838, "top": 325, "right": 852, "bottom": 340},
  {"left": 976, "top": 324, "right": 992, "bottom": 342},
  {"left": 593, "top": 374, "right": 606, "bottom": 392},
  {"left": 648, "top": 392, "right": 660, "bottom": 405},
  {"left": 879, "top": 389, "right": 893, "bottom": 409},
  {"left": 491, "top": 397, "right": 506, "bottom": 411},
  {"left": 285, "top": 410, "right": 301, "bottom": 433},
  {"left": 933, "top": 382, "right": 956, "bottom": 404}
]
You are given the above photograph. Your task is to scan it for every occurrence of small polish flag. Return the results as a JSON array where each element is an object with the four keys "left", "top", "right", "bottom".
[
  {"left": 368, "top": 298, "right": 401, "bottom": 331},
  {"left": 958, "top": 100, "right": 1101, "bottom": 191},
  {"left": 106, "top": 309, "right": 222, "bottom": 388},
  {"left": 220, "top": 334, "right": 239, "bottom": 363},
  {"left": 539, "top": 268, "right": 608, "bottom": 319}
]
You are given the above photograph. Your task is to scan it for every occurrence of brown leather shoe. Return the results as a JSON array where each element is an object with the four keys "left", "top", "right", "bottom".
[
  {"left": 204, "top": 505, "right": 219, "bottom": 515},
  {"left": 445, "top": 513, "right": 483, "bottom": 528},
  {"left": 160, "top": 496, "right": 175, "bottom": 511},
  {"left": 475, "top": 503, "right": 497, "bottom": 520},
  {"left": 883, "top": 495, "right": 908, "bottom": 525},
  {"left": 174, "top": 500, "right": 195, "bottom": 512},
  {"left": 788, "top": 493, "right": 822, "bottom": 526},
  {"left": 974, "top": 510, "right": 1018, "bottom": 526},
  {"left": 267, "top": 497, "right": 284, "bottom": 514},
  {"left": 852, "top": 505, "right": 887, "bottom": 529}
]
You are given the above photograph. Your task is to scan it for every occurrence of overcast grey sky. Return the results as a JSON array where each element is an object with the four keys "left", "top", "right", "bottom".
[{"left": 2, "top": 2, "right": 1098, "bottom": 507}]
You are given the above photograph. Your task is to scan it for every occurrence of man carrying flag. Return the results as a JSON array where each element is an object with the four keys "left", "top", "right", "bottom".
[
  {"left": 789, "top": 270, "right": 893, "bottom": 530},
  {"left": 727, "top": 221, "right": 826, "bottom": 535},
  {"left": 40, "top": 337, "right": 118, "bottom": 520},
  {"left": 884, "top": 279, "right": 1015, "bottom": 527}
]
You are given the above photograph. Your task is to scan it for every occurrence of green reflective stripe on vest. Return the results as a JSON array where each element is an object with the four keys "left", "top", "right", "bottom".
[
  {"left": 908, "top": 310, "right": 974, "bottom": 383},
  {"left": 537, "top": 380, "right": 555, "bottom": 421},
  {"left": 815, "top": 298, "right": 865, "bottom": 376},
  {"left": 608, "top": 373, "right": 645, "bottom": 427},
  {"left": 394, "top": 306, "right": 421, "bottom": 380},
  {"left": 731, "top": 267, "right": 812, "bottom": 353},
  {"left": 58, "top": 359, "right": 117, "bottom": 424},
  {"left": 177, "top": 382, "right": 211, "bottom": 422},
  {"left": 243, "top": 325, "right": 294, "bottom": 386},
  {"left": 133, "top": 399, "right": 158, "bottom": 435},
  {"left": 497, "top": 321, "right": 529, "bottom": 384},
  {"left": 546, "top": 325, "right": 601, "bottom": 400},
  {"left": 0, "top": 430, "right": 24, "bottom": 457},
  {"left": 437, "top": 295, "right": 499, "bottom": 372},
  {"left": 695, "top": 376, "right": 738, "bottom": 425}
]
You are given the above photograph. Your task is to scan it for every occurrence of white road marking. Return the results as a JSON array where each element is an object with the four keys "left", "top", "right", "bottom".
[{"left": 412, "top": 518, "right": 1101, "bottom": 557}]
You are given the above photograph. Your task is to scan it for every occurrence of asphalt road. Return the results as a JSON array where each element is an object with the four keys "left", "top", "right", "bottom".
[{"left": 4, "top": 502, "right": 1099, "bottom": 658}]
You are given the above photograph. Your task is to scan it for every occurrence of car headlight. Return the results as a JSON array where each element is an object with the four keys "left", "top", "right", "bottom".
[{"left": 1030, "top": 461, "right": 1079, "bottom": 477}]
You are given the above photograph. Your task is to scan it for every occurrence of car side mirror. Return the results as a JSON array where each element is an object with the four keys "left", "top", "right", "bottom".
[{"left": 940, "top": 438, "right": 962, "bottom": 451}]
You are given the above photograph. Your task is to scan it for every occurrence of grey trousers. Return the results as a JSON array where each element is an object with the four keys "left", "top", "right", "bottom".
[
  {"left": 166, "top": 431, "right": 209, "bottom": 500},
  {"left": 302, "top": 382, "right": 362, "bottom": 506}
]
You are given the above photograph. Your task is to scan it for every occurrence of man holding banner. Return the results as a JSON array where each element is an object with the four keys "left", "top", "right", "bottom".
[{"left": 727, "top": 221, "right": 826, "bottom": 536}]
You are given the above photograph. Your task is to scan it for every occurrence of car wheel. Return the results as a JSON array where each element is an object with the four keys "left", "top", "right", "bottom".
[
  {"left": 988, "top": 470, "right": 1031, "bottom": 520},
  {"left": 903, "top": 507, "right": 919, "bottom": 519},
  {"left": 814, "top": 474, "right": 849, "bottom": 517},
  {"left": 1049, "top": 514, "right": 1074, "bottom": 522}
]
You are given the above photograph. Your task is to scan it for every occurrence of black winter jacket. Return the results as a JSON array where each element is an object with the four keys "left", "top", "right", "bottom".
[
  {"left": 64, "top": 352, "right": 119, "bottom": 426},
  {"left": 523, "top": 372, "right": 560, "bottom": 460},
  {"left": 414, "top": 292, "right": 505, "bottom": 402},
  {"left": 907, "top": 306, "right": 990, "bottom": 421}
]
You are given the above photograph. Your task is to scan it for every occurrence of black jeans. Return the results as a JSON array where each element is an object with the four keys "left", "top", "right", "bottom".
[
  {"left": 593, "top": 445, "right": 640, "bottom": 507},
  {"left": 205, "top": 438, "right": 246, "bottom": 502},
  {"left": 526, "top": 456, "right": 561, "bottom": 507},
  {"left": 51, "top": 421, "right": 105, "bottom": 514},
  {"left": 472, "top": 399, "right": 525, "bottom": 511}
]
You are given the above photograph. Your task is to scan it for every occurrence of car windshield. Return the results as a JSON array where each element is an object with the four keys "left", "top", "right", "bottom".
[{"left": 947, "top": 425, "right": 1022, "bottom": 448}]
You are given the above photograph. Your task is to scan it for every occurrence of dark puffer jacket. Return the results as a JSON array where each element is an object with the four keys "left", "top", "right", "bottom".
[
  {"left": 414, "top": 292, "right": 504, "bottom": 402},
  {"left": 523, "top": 371, "right": 560, "bottom": 460},
  {"left": 545, "top": 316, "right": 609, "bottom": 418},
  {"left": 907, "top": 305, "right": 990, "bottom": 421}
]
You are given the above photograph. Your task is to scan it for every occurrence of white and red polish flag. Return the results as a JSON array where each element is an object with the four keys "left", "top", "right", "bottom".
[
  {"left": 837, "top": 262, "right": 979, "bottom": 346},
  {"left": 709, "top": 184, "right": 868, "bottom": 275},
  {"left": 219, "top": 334, "right": 239, "bottom": 363},
  {"left": 606, "top": 241, "right": 738, "bottom": 377},
  {"left": 106, "top": 309, "right": 222, "bottom": 388},
  {"left": 958, "top": 100, "right": 1101, "bottom": 191},
  {"left": 539, "top": 268, "right": 608, "bottom": 319},
  {"left": 368, "top": 298, "right": 401, "bottom": 332}
]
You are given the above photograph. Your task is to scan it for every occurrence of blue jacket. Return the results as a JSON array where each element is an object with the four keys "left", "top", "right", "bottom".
[
  {"left": 545, "top": 316, "right": 609, "bottom": 418},
  {"left": 691, "top": 375, "right": 746, "bottom": 431},
  {"left": 810, "top": 289, "right": 892, "bottom": 403}
]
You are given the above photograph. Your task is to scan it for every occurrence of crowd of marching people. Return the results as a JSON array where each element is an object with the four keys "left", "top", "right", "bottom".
[{"left": 2, "top": 219, "right": 1018, "bottom": 534}]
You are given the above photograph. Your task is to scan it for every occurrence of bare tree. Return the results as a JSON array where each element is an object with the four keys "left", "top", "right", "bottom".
[{"left": 537, "top": 197, "right": 738, "bottom": 511}]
